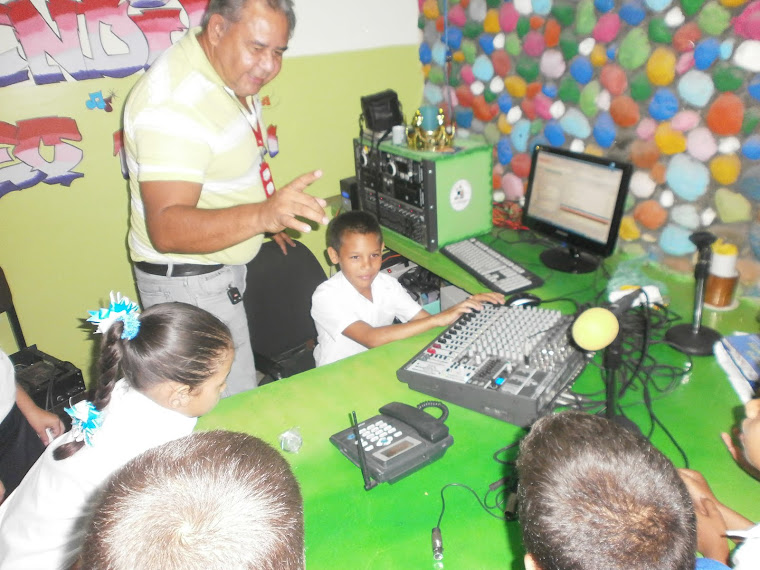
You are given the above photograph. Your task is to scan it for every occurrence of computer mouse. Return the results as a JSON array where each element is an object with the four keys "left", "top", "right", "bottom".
[{"left": 506, "top": 292, "right": 542, "bottom": 307}]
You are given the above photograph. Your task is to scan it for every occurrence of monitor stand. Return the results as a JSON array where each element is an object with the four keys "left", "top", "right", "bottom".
[{"left": 540, "top": 246, "right": 598, "bottom": 274}]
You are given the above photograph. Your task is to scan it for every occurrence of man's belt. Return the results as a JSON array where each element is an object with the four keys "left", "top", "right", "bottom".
[{"left": 135, "top": 262, "right": 224, "bottom": 278}]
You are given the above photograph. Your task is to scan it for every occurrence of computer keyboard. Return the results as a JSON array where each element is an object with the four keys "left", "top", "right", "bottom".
[{"left": 441, "top": 238, "right": 543, "bottom": 295}]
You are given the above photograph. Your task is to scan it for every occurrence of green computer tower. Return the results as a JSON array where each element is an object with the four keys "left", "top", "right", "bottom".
[{"left": 353, "top": 137, "right": 493, "bottom": 251}]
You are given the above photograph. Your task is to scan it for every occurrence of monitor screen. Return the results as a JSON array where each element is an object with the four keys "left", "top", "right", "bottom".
[{"left": 522, "top": 145, "right": 632, "bottom": 274}]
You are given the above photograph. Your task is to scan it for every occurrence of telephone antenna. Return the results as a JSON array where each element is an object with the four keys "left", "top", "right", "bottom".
[{"left": 351, "top": 411, "right": 377, "bottom": 491}]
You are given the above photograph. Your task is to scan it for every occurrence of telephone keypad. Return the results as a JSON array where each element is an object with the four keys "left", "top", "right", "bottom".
[{"left": 359, "top": 419, "right": 402, "bottom": 448}]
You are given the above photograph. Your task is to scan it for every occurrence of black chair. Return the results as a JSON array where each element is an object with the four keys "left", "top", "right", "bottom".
[
  {"left": 244, "top": 240, "right": 327, "bottom": 384},
  {"left": 0, "top": 266, "right": 27, "bottom": 350}
]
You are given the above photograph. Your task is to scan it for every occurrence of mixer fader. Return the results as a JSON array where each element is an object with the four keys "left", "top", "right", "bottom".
[{"left": 397, "top": 303, "right": 587, "bottom": 426}]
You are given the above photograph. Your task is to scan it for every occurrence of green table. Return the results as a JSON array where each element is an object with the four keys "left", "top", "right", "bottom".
[{"left": 198, "top": 229, "right": 760, "bottom": 570}]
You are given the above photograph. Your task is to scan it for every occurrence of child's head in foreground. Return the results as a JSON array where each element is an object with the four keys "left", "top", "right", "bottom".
[
  {"left": 79, "top": 430, "right": 304, "bottom": 570},
  {"left": 517, "top": 411, "right": 696, "bottom": 570},
  {"left": 326, "top": 211, "right": 384, "bottom": 293}
]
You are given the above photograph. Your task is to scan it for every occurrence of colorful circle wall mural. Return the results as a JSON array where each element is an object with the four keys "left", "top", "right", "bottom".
[{"left": 417, "top": 0, "right": 760, "bottom": 293}]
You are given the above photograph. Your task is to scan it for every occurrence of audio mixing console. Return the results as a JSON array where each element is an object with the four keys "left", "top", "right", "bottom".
[{"left": 397, "top": 304, "right": 587, "bottom": 426}]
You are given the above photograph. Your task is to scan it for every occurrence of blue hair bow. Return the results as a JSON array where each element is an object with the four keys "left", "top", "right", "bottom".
[
  {"left": 87, "top": 291, "right": 141, "bottom": 340},
  {"left": 65, "top": 400, "right": 103, "bottom": 447}
]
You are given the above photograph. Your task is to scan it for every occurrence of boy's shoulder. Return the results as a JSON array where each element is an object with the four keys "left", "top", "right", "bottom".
[{"left": 313, "top": 271, "right": 346, "bottom": 297}]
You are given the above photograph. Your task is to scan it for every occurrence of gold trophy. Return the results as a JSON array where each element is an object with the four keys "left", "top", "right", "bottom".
[{"left": 407, "top": 105, "right": 455, "bottom": 151}]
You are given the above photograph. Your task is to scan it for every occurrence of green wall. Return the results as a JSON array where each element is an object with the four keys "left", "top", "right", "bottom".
[{"left": 0, "top": 45, "right": 423, "bottom": 384}]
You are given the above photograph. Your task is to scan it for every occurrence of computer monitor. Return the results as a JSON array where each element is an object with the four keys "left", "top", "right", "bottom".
[{"left": 522, "top": 145, "right": 632, "bottom": 274}]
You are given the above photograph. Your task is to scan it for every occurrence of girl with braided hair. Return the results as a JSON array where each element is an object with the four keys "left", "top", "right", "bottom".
[{"left": 0, "top": 295, "right": 233, "bottom": 570}]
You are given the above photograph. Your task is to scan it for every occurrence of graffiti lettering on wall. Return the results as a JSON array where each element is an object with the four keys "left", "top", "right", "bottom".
[
  {"left": 0, "top": 117, "right": 84, "bottom": 198},
  {"left": 0, "top": 0, "right": 209, "bottom": 87}
]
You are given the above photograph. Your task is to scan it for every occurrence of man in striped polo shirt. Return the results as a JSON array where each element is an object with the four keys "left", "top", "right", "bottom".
[{"left": 123, "top": 0, "right": 328, "bottom": 396}]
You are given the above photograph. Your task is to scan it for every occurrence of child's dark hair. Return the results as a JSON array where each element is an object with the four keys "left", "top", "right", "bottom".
[
  {"left": 54, "top": 302, "right": 233, "bottom": 460},
  {"left": 326, "top": 210, "right": 383, "bottom": 252},
  {"left": 517, "top": 411, "right": 696, "bottom": 570}
]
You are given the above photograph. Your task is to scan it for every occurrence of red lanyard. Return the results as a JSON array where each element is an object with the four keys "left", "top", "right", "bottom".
[{"left": 249, "top": 104, "right": 276, "bottom": 198}]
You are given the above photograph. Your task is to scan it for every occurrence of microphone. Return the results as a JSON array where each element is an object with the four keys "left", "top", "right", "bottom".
[
  {"left": 570, "top": 288, "right": 644, "bottom": 431},
  {"left": 571, "top": 288, "right": 642, "bottom": 351}
]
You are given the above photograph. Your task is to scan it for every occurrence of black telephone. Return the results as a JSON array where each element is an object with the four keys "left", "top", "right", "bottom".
[{"left": 329, "top": 401, "right": 454, "bottom": 487}]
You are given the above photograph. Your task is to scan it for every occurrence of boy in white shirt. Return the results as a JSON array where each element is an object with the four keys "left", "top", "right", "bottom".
[{"left": 311, "top": 211, "right": 503, "bottom": 367}]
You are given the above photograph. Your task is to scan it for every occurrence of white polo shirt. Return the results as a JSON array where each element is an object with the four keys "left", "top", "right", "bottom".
[
  {"left": 730, "top": 523, "right": 760, "bottom": 570},
  {"left": 311, "top": 272, "right": 422, "bottom": 367}
]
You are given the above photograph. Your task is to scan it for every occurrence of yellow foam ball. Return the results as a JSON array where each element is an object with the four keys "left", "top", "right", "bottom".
[{"left": 571, "top": 308, "right": 620, "bottom": 351}]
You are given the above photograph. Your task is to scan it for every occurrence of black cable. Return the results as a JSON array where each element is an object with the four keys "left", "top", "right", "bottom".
[
  {"left": 642, "top": 373, "right": 690, "bottom": 469},
  {"left": 435, "top": 483, "right": 507, "bottom": 529},
  {"left": 595, "top": 298, "right": 693, "bottom": 466},
  {"left": 617, "top": 291, "right": 652, "bottom": 395},
  {"left": 417, "top": 400, "right": 449, "bottom": 422},
  {"left": 431, "top": 430, "right": 524, "bottom": 561},
  {"left": 537, "top": 296, "right": 580, "bottom": 312},
  {"left": 493, "top": 227, "right": 555, "bottom": 249}
]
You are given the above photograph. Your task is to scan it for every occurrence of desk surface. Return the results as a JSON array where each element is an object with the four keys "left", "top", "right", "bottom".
[{"left": 199, "top": 229, "right": 760, "bottom": 570}]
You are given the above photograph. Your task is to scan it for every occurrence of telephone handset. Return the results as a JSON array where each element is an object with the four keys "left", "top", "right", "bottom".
[{"left": 329, "top": 401, "right": 454, "bottom": 486}]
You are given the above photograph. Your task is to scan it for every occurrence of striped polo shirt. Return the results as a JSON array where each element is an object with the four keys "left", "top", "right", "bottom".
[{"left": 124, "top": 28, "right": 266, "bottom": 266}]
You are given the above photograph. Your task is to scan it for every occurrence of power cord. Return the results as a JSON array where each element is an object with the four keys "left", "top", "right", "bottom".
[{"left": 431, "top": 435, "right": 525, "bottom": 561}]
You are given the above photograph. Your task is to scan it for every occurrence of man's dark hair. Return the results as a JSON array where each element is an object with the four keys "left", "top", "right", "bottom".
[
  {"left": 517, "top": 411, "right": 697, "bottom": 570},
  {"left": 79, "top": 430, "right": 304, "bottom": 570},
  {"left": 326, "top": 210, "right": 383, "bottom": 252},
  {"left": 201, "top": 0, "right": 296, "bottom": 37}
]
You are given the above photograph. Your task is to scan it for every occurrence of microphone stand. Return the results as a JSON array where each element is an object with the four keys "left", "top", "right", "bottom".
[
  {"left": 573, "top": 289, "right": 645, "bottom": 432},
  {"left": 665, "top": 231, "right": 721, "bottom": 356}
]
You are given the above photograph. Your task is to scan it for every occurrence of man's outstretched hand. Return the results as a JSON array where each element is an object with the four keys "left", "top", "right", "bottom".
[{"left": 260, "top": 170, "right": 328, "bottom": 235}]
